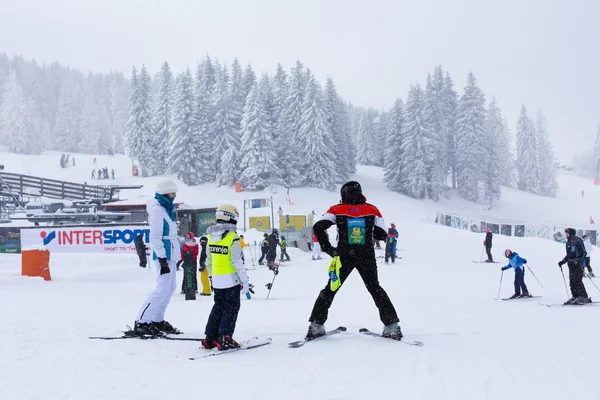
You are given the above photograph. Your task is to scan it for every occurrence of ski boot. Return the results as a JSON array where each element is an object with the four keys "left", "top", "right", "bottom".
[
  {"left": 382, "top": 322, "right": 403, "bottom": 340},
  {"left": 563, "top": 297, "right": 577, "bottom": 305},
  {"left": 153, "top": 320, "right": 181, "bottom": 334},
  {"left": 573, "top": 297, "right": 589, "bottom": 305},
  {"left": 589, "top": 271, "right": 595, "bottom": 278},
  {"left": 216, "top": 335, "right": 240, "bottom": 350},
  {"left": 133, "top": 321, "right": 163, "bottom": 337},
  {"left": 306, "top": 322, "right": 326, "bottom": 340},
  {"left": 200, "top": 338, "right": 217, "bottom": 349},
  {"left": 508, "top": 293, "right": 520, "bottom": 299},
  {"left": 519, "top": 292, "right": 532, "bottom": 298}
]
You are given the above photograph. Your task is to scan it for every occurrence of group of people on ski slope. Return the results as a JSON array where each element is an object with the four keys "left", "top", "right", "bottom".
[
  {"left": 487, "top": 228, "right": 594, "bottom": 305},
  {"left": 131, "top": 179, "right": 404, "bottom": 351}
]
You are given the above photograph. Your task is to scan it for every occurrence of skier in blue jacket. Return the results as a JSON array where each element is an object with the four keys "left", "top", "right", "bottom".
[{"left": 500, "top": 249, "right": 530, "bottom": 299}]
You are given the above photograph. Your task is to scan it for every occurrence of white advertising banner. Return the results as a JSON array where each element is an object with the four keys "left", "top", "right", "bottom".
[{"left": 20, "top": 225, "right": 151, "bottom": 253}]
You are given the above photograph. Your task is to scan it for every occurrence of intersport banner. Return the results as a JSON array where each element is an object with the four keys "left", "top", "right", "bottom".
[{"left": 20, "top": 225, "right": 151, "bottom": 253}]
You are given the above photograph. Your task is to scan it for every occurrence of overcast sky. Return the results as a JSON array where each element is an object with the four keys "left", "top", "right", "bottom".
[{"left": 0, "top": 0, "right": 598, "bottom": 162}]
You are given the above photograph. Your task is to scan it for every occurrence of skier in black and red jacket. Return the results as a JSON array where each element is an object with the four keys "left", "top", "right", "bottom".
[{"left": 306, "top": 181, "right": 402, "bottom": 340}]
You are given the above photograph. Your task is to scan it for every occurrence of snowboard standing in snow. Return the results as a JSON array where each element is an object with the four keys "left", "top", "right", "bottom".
[{"left": 305, "top": 181, "right": 402, "bottom": 341}]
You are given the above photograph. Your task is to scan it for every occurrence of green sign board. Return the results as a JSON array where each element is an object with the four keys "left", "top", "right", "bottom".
[
  {"left": 197, "top": 210, "right": 217, "bottom": 236},
  {"left": 0, "top": 227, "right": 21, "bottom": 253}
]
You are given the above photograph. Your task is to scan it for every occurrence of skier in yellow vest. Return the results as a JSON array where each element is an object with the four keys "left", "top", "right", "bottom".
[{"left": 200, "top": 204, "right": 249, "bottom": 350}]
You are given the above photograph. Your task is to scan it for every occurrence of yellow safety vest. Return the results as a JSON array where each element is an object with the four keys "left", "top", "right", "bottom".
[{"left": 208, "top": 231, "right": 237, "bottom": 276}]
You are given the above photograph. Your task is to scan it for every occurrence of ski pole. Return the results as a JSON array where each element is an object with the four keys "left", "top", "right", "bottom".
[
  {"left": 585, "top": 271, "right": 600, "bottom": 293},
  {"left": 560, "top": 266, "right": 570, "bottom": 298},
  {"left": 526, "top": 265, "right": 544, "bottom": 289},
  {"left": 248, "top": 245, "right": 255, "bottom": 266},
  {"left": 266, "top": 267, "right": 279, "bottom": 300},
  {"left": 496, "top": 270, "right": 504, "bottom": 300}
]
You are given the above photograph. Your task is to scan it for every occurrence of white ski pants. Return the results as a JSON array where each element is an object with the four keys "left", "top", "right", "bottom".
[
  {"left": 312, "top": 242, "right": 322, "bottom": 258},
  {"left": 136, "top": 259, "right": 178, "bottom": 323}
]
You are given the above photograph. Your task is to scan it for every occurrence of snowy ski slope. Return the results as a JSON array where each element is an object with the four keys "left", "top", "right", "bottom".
[{"left": 1, "top": 149, "right": 600, "bottom": 400}]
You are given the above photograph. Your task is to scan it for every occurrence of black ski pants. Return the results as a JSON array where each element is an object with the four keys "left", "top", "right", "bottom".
[
  {"left": 258, "top": 248, "right": 267, "bottom": 264},
  {"left": 309, "top": 254, "right": 399, "bottom": 326},
  {"left": 204, "top": 286, "right": 241, "bottom": 340},
  {"left": 568, "top": 264, "right": 589, "bottom": 298},
  {"left": 514, "top": 268, "right": 528, "bottom": 296},
  {"left": 585, "top": 257, "right": 593, "bottom": 273},
  {"left": 486, "top": 246, "right": 493, "bottom": 262}
]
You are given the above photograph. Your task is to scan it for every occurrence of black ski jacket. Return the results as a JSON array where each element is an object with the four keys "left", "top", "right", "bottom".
[{"left": 561, "top": 236, "right": 587, "bottom": 267}]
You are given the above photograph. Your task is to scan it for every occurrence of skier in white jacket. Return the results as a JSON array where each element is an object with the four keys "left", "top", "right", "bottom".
[
  {"left": 133, "top": 180, "right": 182, "bottom": 336},
  {"left": 582, "top": 234, "right": 595, "bottom": 277}
]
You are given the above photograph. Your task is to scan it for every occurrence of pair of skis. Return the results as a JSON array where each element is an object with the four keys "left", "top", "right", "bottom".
[{"left": 288, "top": 326, "right": 423, "bottom": 348}]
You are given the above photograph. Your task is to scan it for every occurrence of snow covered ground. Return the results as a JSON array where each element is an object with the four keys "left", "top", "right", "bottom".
[{"left": 1, "top": 150, "right": 600, "bottom": 400}]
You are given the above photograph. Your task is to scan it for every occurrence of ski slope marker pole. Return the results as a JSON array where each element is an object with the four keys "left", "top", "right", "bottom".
[{"left": 526, "top": 265, "right": 544, "bottom": 289}]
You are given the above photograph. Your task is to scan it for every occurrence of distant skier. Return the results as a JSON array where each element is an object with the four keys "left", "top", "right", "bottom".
[
  {"left": 501, "top": 249, "right": 530, "bottom": 298},
  {"left": 582, "top": 234, "right": 595, "bottom": 277},
  {"left": 306, "top": 181, "right": 402, "bottom": 340},
  {"left": 279, "top": 235, "right": 291, "bottom": 262},
  {"left": 389, "top": 222, "right": 399, "bottom": 256},
  {"left": 258, "top": 233, "right": 269, "bottom": 265},
  {"left": 266, "top": 229, "right": 279, "bottom": 270},
  {"left": 93, "top": 157, "right": 97, "bottom": 165},
  {"left": 91, "top": 169, "right": 96, "bottom": 179},
  {"left": 133, "top": 179, "right": 181, "bottom": 336},
  {"left": 385, "top": 228, "right": 396, "bottom": 264},
  {"left": 201, "top": 204, "right": 249, "bottom": 350},
  {"left": 72, "top": 157, "right": 75, "bottom": 166},
  {"left": 484, "top": 229, "right": 494, "bottom": 262},
  {"left": 311, "top": 233, "right": 322, "bottom": 260},
  {"left": 111, "top": 169, "right": 115, "bottom": 179},
  {"left": 558, "top": 228, "right": 590, "bottom": 305}
]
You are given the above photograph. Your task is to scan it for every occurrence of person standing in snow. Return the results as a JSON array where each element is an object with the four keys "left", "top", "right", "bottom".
[
  {"left": 384, "top": 228, "right": 396, "bottom": 264},
  {"left": 306, "top": 181, "right": 402, "bottom": 340},
  {"left": 501, "top": 249, "right": 530, "bottom": 298},
  {"left": 111, "top": 169, "right": 115, "bottom": 179},
  {"left": 201, "top": 204, "right": 249, "bottom": 350},
  {"left": 389, "top": 222, "right": 399, "bottom": 257},
  {"left": 91, "top": 169, "right": 96, "bottom": 180},
  {"left": 582, "top": 234, "right": 595, "bottom": 277},
  {"left": 258, "top": 233, "right": 269, "bottom": 265},
  {"left": 133, "top": 180, "right": 181, "bottom": 336},
  {"left": 266, "top": 229, "right": 279, "bottom": 270},
  {"left": 311, "top": 232, "right": 323, "bottom": 260},
  {"left": 279, "top": 235, "right": 291, "bottom": 262},
  {"left": 558, "top": 228, "right": 590, "bottom": 305},
  {"left": 484, "top": 229, "right": 494, "bottom": 262},
  {"left": 180, "top": 232, "right": 199, "bottom": 294}
]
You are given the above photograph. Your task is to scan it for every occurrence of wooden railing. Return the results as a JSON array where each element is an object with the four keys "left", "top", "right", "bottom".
[{"left": 0, "top": 171, "right": 116, "bottom": 201}]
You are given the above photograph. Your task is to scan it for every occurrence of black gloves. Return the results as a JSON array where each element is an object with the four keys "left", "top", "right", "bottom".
[
  {"left": 522, "top": 260, "right": 527, "bottom": 264},
  {"left": 501, "top": 267, "right": 506, "bottom": 271},
  {"left": 199, "top": 263, "right": 206, "bottom": 272},
  {"left": 159, "top": 258, "right": 170, "bottom": 275},
  {"left": 324, "top": 247, "right": 338, "bottom": 258},
  {"left": 558, "top": 261, "right": 565, "bottom": 268}
]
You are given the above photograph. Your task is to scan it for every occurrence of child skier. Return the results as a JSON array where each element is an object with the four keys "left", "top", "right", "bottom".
[
  {"left": 198, "top": 236, "right": 211, "bottom": 296},
  {"left": 385, "top": 228, "right": 396, "bottom": 264},
  {"left": 280, "top": 235, "right": 291, "bottom": 262},
  {"left": 501, "top": 249, "right": 530, "bottom": 299},
  {"left": 201, "top": 204, "right": 249, "bottom": 350}
]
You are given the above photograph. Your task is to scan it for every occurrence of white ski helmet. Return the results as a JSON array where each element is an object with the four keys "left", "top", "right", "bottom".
[
  {"left": 216, "top": 204, "right": 239, "bottom": 224},
  {"left": 155, "top": 179, "right": 178, "bottom": 195}
]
